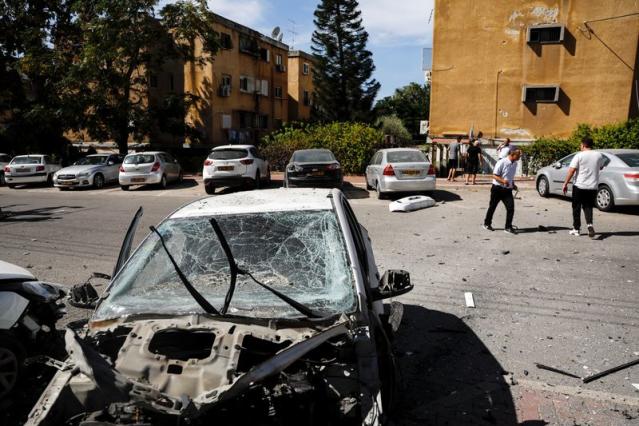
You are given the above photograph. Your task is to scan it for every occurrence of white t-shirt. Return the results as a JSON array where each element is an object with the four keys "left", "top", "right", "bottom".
[
  {"left": 498, "top": 143, "right": 514, "bottom": 159},
  {"left": 492, "top": 157, "right": 517, "bottom": 188},
  {"left": 569, "top": 151, "right": 606, "bottom": 190}
]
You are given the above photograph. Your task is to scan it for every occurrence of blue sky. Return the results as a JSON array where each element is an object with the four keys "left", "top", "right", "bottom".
[{"left": 196, "top": 1, "right": 435, "bottom": 99}]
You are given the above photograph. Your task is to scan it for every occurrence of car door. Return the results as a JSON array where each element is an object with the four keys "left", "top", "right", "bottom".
[
  {"left": 366, "top": 152, "right": 381, "bottom": 187},
  {"left": 549, "top": 153, "right": 576, "bottom": 195},
  {"left": 106, "top": 155, "right": 120, "bottom": 182},
  {"left": 162, "top": 154, "right": 177, "bottom": 181},
  {"left": 250, "top": 147, "right": 265, "bottom": 177}
]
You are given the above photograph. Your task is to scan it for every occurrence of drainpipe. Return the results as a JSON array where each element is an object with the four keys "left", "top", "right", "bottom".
[{"left": 494, "top": 70, "right": 503, "bottom": 141}]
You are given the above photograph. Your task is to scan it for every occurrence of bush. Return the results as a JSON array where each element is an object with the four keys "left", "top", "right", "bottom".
[
  {"left": 376, "top": 115, "right": 412, "bottom": 145},
  {"left": 261, "top": 122, "right": 384, "bottom": 174},
  {"left": 523, "top": 118, "right": 639, "bottom": 173}
]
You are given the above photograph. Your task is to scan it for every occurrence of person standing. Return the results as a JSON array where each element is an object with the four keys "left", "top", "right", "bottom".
[
  {"left": 483, "top": 149, "right": 521, "bottom": 234},
  {"left": 465, "top": 139, "right": 483, "bottom": 185},
  {"left": 447, "top": 136, "right": 461, "bottom": 181},
  {"left": 497, "top": 138, "right": 513, "bottom": 159},
  {"left": 562, "top": 137, "right": 606, "bottom": 238}
]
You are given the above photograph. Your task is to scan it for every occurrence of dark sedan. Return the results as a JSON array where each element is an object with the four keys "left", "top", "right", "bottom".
[{"left": 284, "top": 149, "right": 343, "bottom": 188}]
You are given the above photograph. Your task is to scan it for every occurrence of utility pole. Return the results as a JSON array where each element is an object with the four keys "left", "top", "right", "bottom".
[{"left": 287, "top": 19, "right": 298, "bottom": 50}]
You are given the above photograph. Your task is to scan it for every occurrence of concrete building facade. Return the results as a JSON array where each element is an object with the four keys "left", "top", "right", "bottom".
[
  {"left": 429, "top": 0, "right": 639, "bottom": 142},
  {"left": 287, "top": 50, "right": 315, "bottom": 121}
]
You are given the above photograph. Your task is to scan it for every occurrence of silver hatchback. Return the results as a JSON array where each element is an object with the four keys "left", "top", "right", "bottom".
[
  {"left": 535, "top": 149, "right": 639, "bottom": 211},
  {"left": 365, "top": 148, "right": 436, "bottom": 199},
  {"left": 119, "top": 151, "right": 183, "bottom": 190}
]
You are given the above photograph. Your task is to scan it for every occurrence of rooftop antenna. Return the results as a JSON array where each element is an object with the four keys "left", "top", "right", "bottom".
[
  {"left": 428, "top": 8, "right": 434, "bottom": 24},
  {"left": 271, "top": 26, "right": 281, "bottom": 39},
  {"left": 287, "top": 19, "right": 298, "bottom": 50},
  {"left": 277, "top": 33, "right": 284, "bottom": 42}
]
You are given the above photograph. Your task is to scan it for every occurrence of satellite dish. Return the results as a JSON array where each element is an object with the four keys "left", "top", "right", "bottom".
[
  {"left": 277, "top": 33, "right": 284, "bottom": 42},
  {"left": 271, "top": 26, "right": 281, "bottom": 39}
]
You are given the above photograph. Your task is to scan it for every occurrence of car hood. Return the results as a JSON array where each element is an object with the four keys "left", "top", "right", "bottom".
[
  {"left": 0, "top": 260, "right": 36, "bottom": 281},
  {"left": 57, "top": 165, "right": 103, "bottom": 175}
]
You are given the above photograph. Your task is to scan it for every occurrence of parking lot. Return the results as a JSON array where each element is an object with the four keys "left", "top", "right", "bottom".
[{"left": 1, "top": 178, "right": 638, "bottom": 425}]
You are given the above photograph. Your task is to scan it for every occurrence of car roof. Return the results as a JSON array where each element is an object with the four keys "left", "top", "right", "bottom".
[
  {"left": 378, "top": 148, "right": 423, "bottom": 152},
  {"left": 597, "top": 149, "right": 639, "bottom": 155},
  {"left": 125, "top": 151, "right": 163, "bottom": 156},
  {"left": 13, "top": 154, "right": 45, "bottom": 157},
  {"left": 212, "top": 145, "right": 254, "bottom": 150},
  {"left": 0, "top": 260, "right": 36, "bottom": 281},
  {"left": 295, "top": 149, "right": 332, "bottom": 153},
  {"left": 171, "top": 188, "right": 335, "bottom": 218}
]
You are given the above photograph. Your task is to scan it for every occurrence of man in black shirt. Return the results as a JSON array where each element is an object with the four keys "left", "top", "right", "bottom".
[{"left": 465, "top": 139, "right": 483, "bottom": 185}]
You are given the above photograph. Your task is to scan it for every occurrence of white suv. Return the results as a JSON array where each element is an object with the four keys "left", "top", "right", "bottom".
[{"left": 203, "top": 145, "right": 270, "bottom": 194}]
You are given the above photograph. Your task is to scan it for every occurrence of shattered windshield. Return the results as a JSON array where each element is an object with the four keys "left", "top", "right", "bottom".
[{"left": 94, "top": 210, "right": 356, "bottom": 320}]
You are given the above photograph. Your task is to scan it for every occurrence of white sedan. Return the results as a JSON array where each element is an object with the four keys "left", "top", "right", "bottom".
[
  {"left": 365, "top": 148, "right": 436, "bottom": 199},
  {"left": 4, "top": 155, "right": 62, "bottom": 188}
]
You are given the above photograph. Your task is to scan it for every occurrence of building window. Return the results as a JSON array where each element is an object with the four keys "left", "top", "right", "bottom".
[
  {"left": 220, "top": 32, "right": 233, "bottom": 49},
  {"left": 527, "top": 24, "right": 565, "bottom": 44},
  {"left": 275, "top": 54, "right": 283, "bottom": 66},
  {"left": 219, "top": 74, "right": 232, "bottom": 97},
  {"left": 239, "top": 34, "right": 258, "bottom": 55},
  {"left": 303, "top": 63, "right": 310, "bottom": 75},
  {"left": 303, "top": 90, "right": 311, "bottom": 106},
  {"left": 259, "top": 47, "right": 270, "bottom": 62},
  {"left": 239, "top": 76, "right": 255, "bottom": 93},
  {"left": 274, "top": 86, "right": 283, "bottom": 98},
  {"left": 239, "top": 111, "right": 255, "bottom": 129},
  {"left": 258, "top": 80, "right": 269, "bottom": 97},
  {"left": 521, "top": 84, "right": 560, "bottom": 103},
  {"left": 150, "top": 73, "right": 158, "bottom": 88},
  {"left": 258, "top": 114, "right": 268, "bottom": 129}
]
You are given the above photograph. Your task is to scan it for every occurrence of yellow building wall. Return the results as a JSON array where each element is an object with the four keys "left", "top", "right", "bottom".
[
  {"left": 287, "top": 53, "right": 315, "bottom": 121},
  {"left": 430, "top": 0, "right": 639, "bottom": 140}
]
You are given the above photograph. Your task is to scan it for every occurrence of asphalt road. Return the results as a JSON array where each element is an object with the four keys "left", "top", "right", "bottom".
[{"left": 1, "top": 179, "right": 638, "bottom": 424}]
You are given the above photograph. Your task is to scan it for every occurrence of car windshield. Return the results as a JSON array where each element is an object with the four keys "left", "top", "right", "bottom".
[
  {"left": 387, "top": 151, "right": 427, "bottom": 163},
  {"left": 94, "top": 210, "right": 356, "bottom": 320},
  {"left": 294, "top": 151, "right": 335, "bottom": 163},
  {"left": 11, "top": 156, "right": 42, "bottom": 165},
  {"left": 209, "top": 149, "right": 249, "bottom": 160},
  {"left": 617, "top": 153, "right": 639, "bottom": 167},
  {"left": 124, "top": 154, "right": 155, "bottom": 164},
  {"left": 76, "top": 156, "right": 109, "bottom": 166}
]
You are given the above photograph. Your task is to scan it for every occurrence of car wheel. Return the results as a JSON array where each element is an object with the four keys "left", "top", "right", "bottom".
[
  {"left": 265, "top": 167, "right": 271, "bottom": 184},
  {"left": 596, "top": 185, "right": 614, "bottom": 212},
  {"left": 0, "top": 173, "right": 5, "bottom": 186},
  {"left": 159, "top": 174, "right": 168, "bottom": 189},
  {"left": 0, "top": 336, "right": 24, "bottom": 400},
  {"left": 178, "top": 171, "right": 184, "bottom": 183},
  {"left": 121, "top": 185, "right": 129, "bottom": 191},
  {"left": 46, "top": 174, "right": 54, "bottom": 187},
  {"left": 537, "top": 175, "right": 549, "bottom": 198},
  {"left": 7, "top": 184, "right": 15, "bottom": 189},
  {"left": 93, "top": 173, "right": 105, "bottom": 189},
  {"left": 254, "top": 172, "right": 261, "bottom": 189},
  {"left": 205, "top": 183, "right": 215, "bottom": 195},
  {"left": 365, "top": 177, "right": 373, "bottom": 190},
  {"left": 376, "top": 181, "right": 386, "bottom": 200}
]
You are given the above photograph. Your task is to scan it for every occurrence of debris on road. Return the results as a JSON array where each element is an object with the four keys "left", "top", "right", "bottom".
[
  {"left": 583, "top": 358, "right": 639, "bottom": 384},
  {"left": 464, "top": 292, "right": 476, "bottom": 308},
  {"left": 389, "top": 195, "right": 436, "bottom": 212},
  {"left": 535, "top": 363, "right": 582, "bottom": 379},
  {"left": 632, "top": 383, "right": 639, "bottom": 391},
  {"left": 501, "top": 250, "right": 510, "bottom": 255}
]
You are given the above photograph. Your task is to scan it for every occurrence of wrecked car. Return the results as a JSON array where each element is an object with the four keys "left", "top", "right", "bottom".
[{"left": 27, "top": 188, "right": 413, "bottom": 426}]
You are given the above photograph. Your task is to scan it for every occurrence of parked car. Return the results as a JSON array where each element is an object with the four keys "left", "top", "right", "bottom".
[
  {"left": 119, "top": 151, "right": 183, "bottom": 190},
  {"left": 536, "top": 149, "right": 639, "bottom": 211},
  {"left": 0, "top": 153, "right": 11, "bottom": 186},
  {"left": 0, "top": 260, "right": 66, "bottom": 400},
  {"left": 202, "top": 145, "right": 270, "bottom": 194},
  {"left": 28, "top": 188, "right": 412, "bottom": 426},
  {"left": 365, "top": 148, "right": 436, "bottom": 199},
  {"left": 284, "top": 149, "right": 343, "bottom": 188},
  {"left": 4, "top": 155, "right": 62, "bottom": 188},
  {"left": 53, "top": 154, "right": 124, "bottom": 190}
]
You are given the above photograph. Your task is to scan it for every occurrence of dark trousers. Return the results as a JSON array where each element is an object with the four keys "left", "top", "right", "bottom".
[
  {"left": 484, "top": 185, "right": 515, "bottom": 228},
  {"left": 572, "top": 186, "right": 597, "bottom": 230}
]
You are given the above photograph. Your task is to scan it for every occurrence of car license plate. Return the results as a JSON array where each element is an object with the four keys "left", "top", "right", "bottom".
[
  {"left": 218, "top": 166, "right": 234, "bottom": 171},
  {"left": 309, "top": 171, "right": 324, "bottom": 177},
  {"left": 59, "top": 181, "right": 74, "bottom": 186},
  {"left": 403, "top": 170, "right": 420, "bottom": 176},
  {"left": 131, "top": 177, "right": 145, "bottom": 183},
  {"left": 17, "top": 168, "right": 28, "bottom": 173}
]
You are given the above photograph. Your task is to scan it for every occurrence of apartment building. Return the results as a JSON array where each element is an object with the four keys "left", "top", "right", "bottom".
[
  {"left": 429, "top": 0, "right": 639, "bottom": 142},
  {"left": 287, "top": 50, "right": 316, "bottom": 121}
]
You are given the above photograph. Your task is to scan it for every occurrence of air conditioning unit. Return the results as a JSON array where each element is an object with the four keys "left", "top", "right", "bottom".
[
  {"left": 218, "top": 85, "right": 231, "bottom": 97},
  {"left": 276, "top": 64, "right": 287, "bottom": 73}
]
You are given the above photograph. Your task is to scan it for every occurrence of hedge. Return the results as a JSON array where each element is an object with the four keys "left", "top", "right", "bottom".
[
  {"left": 523, "top": 119, "right": 639, "bottom": 173},
  {"left": 261, "top": 122, "right": 385, "bottom": 174}
]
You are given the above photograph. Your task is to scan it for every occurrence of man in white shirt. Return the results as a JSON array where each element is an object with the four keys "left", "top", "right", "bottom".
[
  {"left": 483, "top": 149, "right": 521, "bottom": 234},
  {"left": 562, "top": 138, "right": 606, "bottom": 238},
  {"left": 497, "top": 138, "right": 514, "bottom": 159}
]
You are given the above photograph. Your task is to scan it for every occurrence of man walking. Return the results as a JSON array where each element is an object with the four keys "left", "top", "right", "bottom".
[
  {"left": 562, "top": 137, "right": 605, "bottom": 238},
  {"left": 483, "top": 149, "right": 521, "bottom": 234},
  {"left": 447, "top": 136, "right": 461, "bottom": 181}
]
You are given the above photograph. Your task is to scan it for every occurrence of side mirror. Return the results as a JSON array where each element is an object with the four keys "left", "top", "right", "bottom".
[
  {"left": 553, "top": 162, "right": 562, "bottom": 169},
  {"left": 108, "top": 161, "right": 115, "bottom": 166},
  {"left": 68, "top": 272, "right": 110, "bottom": 309},
  {"left": 371, "top": 270, "right": 413, "bottom": 301}
]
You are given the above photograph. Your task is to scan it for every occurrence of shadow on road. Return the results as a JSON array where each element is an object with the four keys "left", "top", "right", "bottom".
[
  {"left": 127, "top": 178, "right": 199, "bottom": 192},
  {"left": 0, "top": 205, "right": 83, "bottom": 222},
  {"left": 394, "top": 305, "right": 518, "bottom": 425},
  {"left": 516, "top": 225, "right": 570, "bottom": 234},
  {"left": 595, "top": 231, "right": 639, "bottom": 240}
]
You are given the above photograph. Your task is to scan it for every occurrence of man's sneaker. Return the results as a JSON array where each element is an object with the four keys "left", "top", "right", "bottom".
[
  {"left": 587, "top": 224, "right": 595, "bottom": 238},
  {"left": 504, "top": 227, "right": 517, "bottom": 235},
  {"left": 483, "top": 224, "right": 494, "bottom": 231},
  {"left": 569, "top": 229, "right": 580, "bottom": 236}
]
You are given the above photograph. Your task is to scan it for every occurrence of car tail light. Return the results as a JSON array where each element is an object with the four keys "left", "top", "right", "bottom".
[
  {"left": 326, "top": 163, "right": 340, "bottom": 170},
  {"left": 204, "top": 159, "right": 213, "bottom": 166},
  {"left": 428, "top": 164, "right": 436, "bottom": 175},
  {"left": 624, "top": 172, "right": 639, "bottom": 182},
  {"left": 3, "top": 166, "right": 9, "bottom": 173},
  {"left": 383, "top": 164, "right": 395, "bottom": 176},
  {"left": 151, "top": 161, "right": 161, "bottom": 172},
  {"left": 36, "top": 165, "right": 45, "bottom": 172},
  {"left": 240, "top": 159, "right": 254, "bottom": 165},
  {"left": 119, "top": 165, "right": 125, "bottom": 172}
]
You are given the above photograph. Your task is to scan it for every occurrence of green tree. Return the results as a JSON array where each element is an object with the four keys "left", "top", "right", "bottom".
[
  {"left": 311, "top": 0, "right": 380, "bottom": 122},
  {"left": 63, "top": 0, "right": 218, "bottom": 154},
  {"left": 374, "top": 82, "right": 430, "bottom": 138},
  {"left": 375, "top": 115, "right": 411, "bottom": 144}
]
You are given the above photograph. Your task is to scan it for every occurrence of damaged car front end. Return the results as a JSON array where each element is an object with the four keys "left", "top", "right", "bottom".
[{"left": 27, "top": 189, "right": 413, "bottom": 426}]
